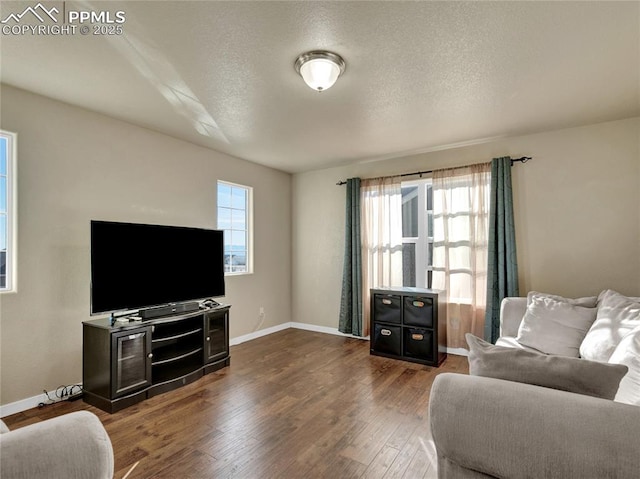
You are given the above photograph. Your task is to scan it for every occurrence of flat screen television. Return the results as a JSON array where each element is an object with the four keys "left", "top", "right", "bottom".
[{"left": 90, "top": 220, "right": 225, "bottom": 315}]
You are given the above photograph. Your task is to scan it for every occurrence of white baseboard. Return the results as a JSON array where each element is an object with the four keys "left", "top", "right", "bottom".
[
  {"left": 0, "top": 387, "right": 82, "bottom": 418},
  {"left": 446, "top": 347, "right": 469, "bottom": 357},
  {"left": 230, "top": 322, "right": 369, "bottom": 346},
  {"left": 290, "top": 322, "right": 370, "bottom": 340},
  {"left": 229, "top": 322, "right": 291, "bottom": 346}
]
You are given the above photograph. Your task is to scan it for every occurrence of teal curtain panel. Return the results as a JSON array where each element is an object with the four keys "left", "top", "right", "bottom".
[
  {"left": 339, "top": 178, "right": 363, "bottom": 336},
  {"left": 485, "top": 157, "right": 519, "bottom": 343}
]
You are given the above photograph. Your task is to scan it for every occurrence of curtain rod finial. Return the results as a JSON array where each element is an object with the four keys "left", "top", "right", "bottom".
[{"left": 511, "top": 156, "right": 532, "bottom": 166}]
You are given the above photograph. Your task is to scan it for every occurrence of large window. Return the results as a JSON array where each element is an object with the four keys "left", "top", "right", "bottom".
[
  {"left": 0, "top": 131, "right": 16, "bottom": 292},
  {"left": 217, "top": 181, "right": 252, "bottom": 274},
  {"left": 401, "top": 179, "right": 433, "bottom": 288}
]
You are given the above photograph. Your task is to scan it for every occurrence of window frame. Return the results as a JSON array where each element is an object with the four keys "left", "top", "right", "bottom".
[
  {"left": 216, "top": 180, "right": 253, "bottom": 276},
  {"left": 401, "top": 178, "right": 433, "bottom": 289},
  {"left": 0, "top": 130, "right": 17, "bottom": 293}
]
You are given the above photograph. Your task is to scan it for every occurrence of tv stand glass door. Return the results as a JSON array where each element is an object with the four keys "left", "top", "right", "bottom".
[
  {"left": 204, "top": 309, "right": 229, "bottom": 363},
  {"left": 112, "top": 328, "right": 152, "bottom": 397}
]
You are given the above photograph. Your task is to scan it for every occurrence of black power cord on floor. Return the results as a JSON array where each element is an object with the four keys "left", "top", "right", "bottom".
[{"left": 37, "top": 384, "right": 83, "bottom": 408}]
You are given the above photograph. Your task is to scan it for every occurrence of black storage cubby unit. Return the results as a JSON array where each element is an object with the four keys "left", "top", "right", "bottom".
[
  {"left": 83, "top": 305, "right": 230, "bottom": 413},
  {"left": 370, "top": 288, "right": 446, "bottom": 366}
]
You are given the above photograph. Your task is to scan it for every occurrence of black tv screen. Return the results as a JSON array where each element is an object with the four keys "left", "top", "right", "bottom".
[{"left": 90, "top": 221, "right": 225, "bottom": 314}]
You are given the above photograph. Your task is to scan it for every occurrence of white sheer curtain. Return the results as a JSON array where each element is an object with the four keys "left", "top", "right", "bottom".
[
  {"left": 432, "top": 163, "right": 491, "bottom": 349},
  {"left": 360, "top": 176, "right": 403, "bottom": 337}
]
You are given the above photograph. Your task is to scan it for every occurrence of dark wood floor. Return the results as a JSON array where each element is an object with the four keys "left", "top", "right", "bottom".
[{"left": 4, "top": 328, "right": 468, "bottom": 478}]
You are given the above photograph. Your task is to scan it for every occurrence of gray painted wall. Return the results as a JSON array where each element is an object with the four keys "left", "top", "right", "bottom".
[
  {"left": 0, "top": 84, "right": 292, "bottom": 405},
  {"left": 292, "top": 117, "right": 640, "bottom": 330}
]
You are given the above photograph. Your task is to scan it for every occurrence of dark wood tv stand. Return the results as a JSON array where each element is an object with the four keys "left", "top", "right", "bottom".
[{"left": 82, "top": 304, "right": 230, "bottom": 413}]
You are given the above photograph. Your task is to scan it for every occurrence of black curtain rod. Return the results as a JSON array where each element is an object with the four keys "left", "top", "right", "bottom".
[{"left": 336, "top": 156, "right": 532, "bottom": 186}]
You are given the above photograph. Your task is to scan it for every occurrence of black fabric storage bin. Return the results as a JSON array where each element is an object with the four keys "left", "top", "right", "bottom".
[
  {"left": 373, "top": 294, "right": 401, "bottom": 324},
  {"left": 403, "top": 327, "right": 433, "bottom": 360},
  {"left": 372, "top": 324, "right": 401, "bottom": 356},
  {"left": 403, "top": 296, "right": 434, "bottom": 327}
]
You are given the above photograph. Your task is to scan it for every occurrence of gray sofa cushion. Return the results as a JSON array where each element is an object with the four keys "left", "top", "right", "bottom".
[{"left": 466, "top": 333, "right": 628, "bottom": 400}]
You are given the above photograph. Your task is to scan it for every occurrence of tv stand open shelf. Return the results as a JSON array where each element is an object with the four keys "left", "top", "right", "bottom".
[{"left": 82, "top": 304, "right": 230, "bottom": 413}]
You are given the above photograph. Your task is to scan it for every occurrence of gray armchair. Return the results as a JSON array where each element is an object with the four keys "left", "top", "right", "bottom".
[
  {"left": 429, "top": 293, "right": 640, "bottom": 478},
  {"left": 0, "top": 410, "right": 114, "bottom": 479},
  {"left": 429, "top": 373, "right": 640, "bottom": 478}
]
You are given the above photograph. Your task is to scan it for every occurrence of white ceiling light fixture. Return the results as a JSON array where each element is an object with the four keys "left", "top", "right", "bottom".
[{"left": 294, "top": 51, "right": 346, "bottom": 92}]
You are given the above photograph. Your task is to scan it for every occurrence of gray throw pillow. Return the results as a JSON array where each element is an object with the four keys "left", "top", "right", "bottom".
[
  {"left": 516, "top": 294, "right": 597, "bottom": 357},
  {"left": 466, "top": 333, "right": 628, "bottom": 400}
]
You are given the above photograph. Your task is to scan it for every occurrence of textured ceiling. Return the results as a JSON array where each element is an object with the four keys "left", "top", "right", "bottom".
[{"left": 1, "top": 1, "right": 638, "bottom": 173}]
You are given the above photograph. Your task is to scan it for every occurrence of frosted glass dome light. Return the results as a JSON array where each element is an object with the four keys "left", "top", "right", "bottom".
[{"left": 295, "top": 51, "right": 346, "bottom": 92}]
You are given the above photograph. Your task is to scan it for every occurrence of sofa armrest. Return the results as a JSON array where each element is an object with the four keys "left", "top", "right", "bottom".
[
  {"left": 430, "top": 373, "right": 640, "bottom": 479},
  {"left": 499, "top": 297, "right": 527, "bottom": 337},
  {"left": 0, "top": 411, "right": 114, "bottom": 479}
]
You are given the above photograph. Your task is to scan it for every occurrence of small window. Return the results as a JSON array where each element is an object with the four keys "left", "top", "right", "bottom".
[
  {"left": 0, "top": 130, "right": 17, "bottom": 292},
  {"left": 401, "top": 179, "right": 433, "bottom": 289},
  {"left": 217, "top": 181, "right": 253, "bottom": 274}
]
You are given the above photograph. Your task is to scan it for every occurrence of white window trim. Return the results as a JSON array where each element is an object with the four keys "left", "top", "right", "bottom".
[
  {"left": 402, "top": 178, "right": 433, "bottom": 289},
  {"left": 217, "top": 180, "right": 253, "bottom": 276},
  {"left": 1, "top": 130, "right": 17, "bottom": 293}
]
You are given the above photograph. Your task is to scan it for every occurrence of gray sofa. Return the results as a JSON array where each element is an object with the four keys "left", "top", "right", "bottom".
[
  {"left": 0, "top": 411, "right": 114, "bottom": 479},
  {"left": 430, "top": 295, "right": 640, "bottom": 479}
]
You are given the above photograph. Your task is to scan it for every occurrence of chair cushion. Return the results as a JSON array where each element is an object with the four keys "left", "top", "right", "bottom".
[
  {"left": 466, "top": 333, "right": 628, "bottom": 400},
  {"left": 580, "top": 290, "right": 640, "bottom": 362},
  {"left": 516, "top": 294, "right": 597, "bottom": 357}
]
